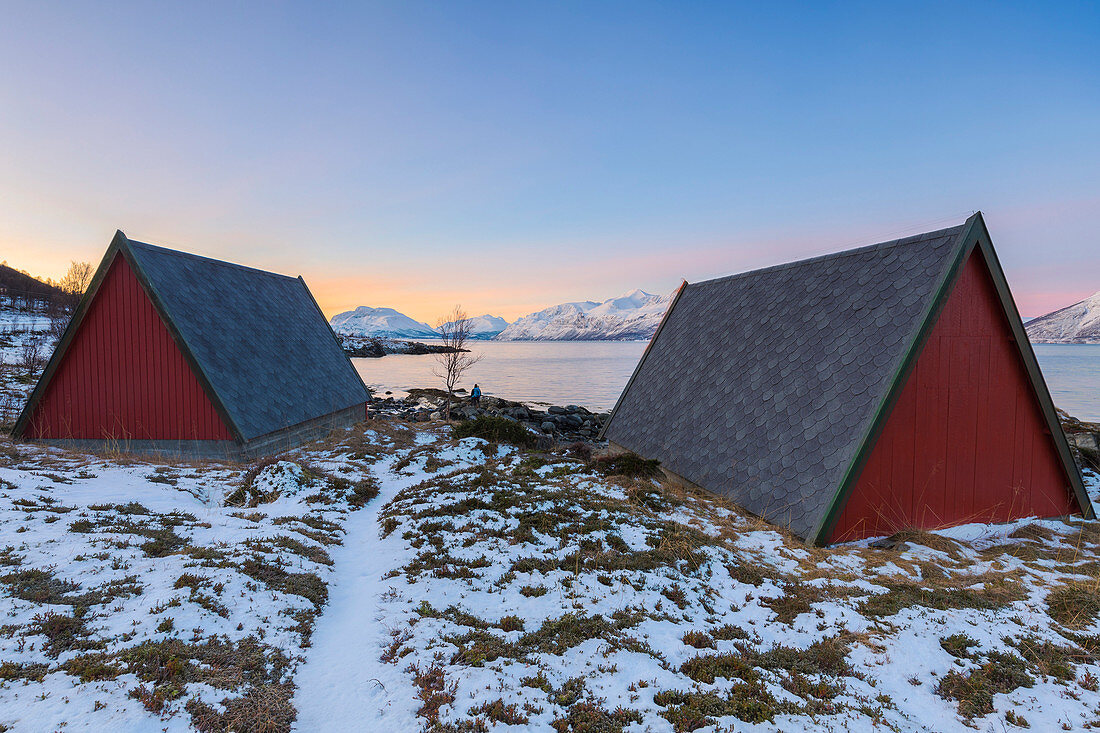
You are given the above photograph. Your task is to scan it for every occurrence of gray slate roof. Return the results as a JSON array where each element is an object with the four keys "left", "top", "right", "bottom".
[
  {"left": 126, "top": 239, "right": 369, "bottom": 441},
  {"left": 603, "top": 224, "right": 969, "bottom": 541}
]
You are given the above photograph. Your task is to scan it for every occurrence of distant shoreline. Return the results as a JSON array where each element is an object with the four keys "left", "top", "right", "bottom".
[
  {"left": 344, "top": 337, "right": 652, "bottom": 344},
  {"left": 1030, "top": 340, "right": 1100, "bottom": 346},
  {"left": 338, "top": 336, "right": 466, "bottom": 358}
]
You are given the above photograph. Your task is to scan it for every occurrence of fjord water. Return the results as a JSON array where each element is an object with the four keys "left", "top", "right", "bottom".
[
  {"left": 1032, "top": 344, "right": 1100, "bottom": 421},
  {"left": 353, "top": 341, "right": 1100, "bottom": 420},
  {"left": 353, "top": 340, "right": 647, "bottom": 412}
]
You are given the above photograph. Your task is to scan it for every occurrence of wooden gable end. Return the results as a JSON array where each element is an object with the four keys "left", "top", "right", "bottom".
[
  {"left": 21, "top": 254, "right": 233, "bottom": 442},
  {"left": 828, "top": 246, "right": 1082, "bottom": 542}
]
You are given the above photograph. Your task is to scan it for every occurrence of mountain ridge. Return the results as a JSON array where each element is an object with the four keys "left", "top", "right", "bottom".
[
  {"left": 495, "top": 289, "right": 672, "bottom": 341},
  {"left": 330, "top": 289, "right": 673, "bottom": 342},
  {"left": 329, "top": 306, "right": 438, "bottom": 339},
  {"left": 330, "top": 307, "right": 508, "bottom": 340},
  {"left": 1025, "top": 291, "right": 1100, "bottom": 344}
]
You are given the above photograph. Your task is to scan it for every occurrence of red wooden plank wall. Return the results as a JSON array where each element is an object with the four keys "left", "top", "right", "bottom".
[
  {"left": 25, "top": 254, "right": 233, "bottom": 442},
  {"left": 828, "top": 248, "right": 1078, "bottom": 543}
]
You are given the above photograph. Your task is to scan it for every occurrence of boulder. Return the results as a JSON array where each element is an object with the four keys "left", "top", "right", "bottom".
[
  {"left": 1069, "top": 431, "right": 1100, "bottom": 471},
  {"left": 540, "top": 421, "right": 557, "bottom": 433},
  {"left": 547, "top": 406, "right": 568, "bottom": 415}
]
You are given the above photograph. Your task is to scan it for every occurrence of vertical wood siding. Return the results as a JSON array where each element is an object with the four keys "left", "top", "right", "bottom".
[
  {"left": 829, "top": 248, "right": 1078, "bottom": 542},
  {"left": 25, "top": 255, "right": 233, "bottom": 441}
]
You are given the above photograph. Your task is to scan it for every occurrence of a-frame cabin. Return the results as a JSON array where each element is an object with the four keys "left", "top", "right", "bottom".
[
  {"left": 12, "top": 231, "right": 370, "bottom": 459},
  {"left": 602, "top": 213, "right": 1091, "bottom": 544}
]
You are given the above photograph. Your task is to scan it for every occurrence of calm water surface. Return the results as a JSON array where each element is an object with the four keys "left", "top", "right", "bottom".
[
  {"left": 353, "top": 341, "right": 1100, "bottom": 420},
  {"left": 353, "top": 340, "right": 647, "bottom": 412},
  {"left": 1033, "top": 344, "right": 1100, "bottom": 421}
]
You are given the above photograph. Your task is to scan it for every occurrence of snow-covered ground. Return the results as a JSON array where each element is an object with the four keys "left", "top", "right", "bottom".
[
  {"left": 327, "top": 445, "right": 1100, "bottom": 732},
  {"left": 2, "top": 413, "right": 1100, "bottom": 731},
  {"left": 0, "top": 307, "right": 54, "bottom": 429},
  {"left": 0, "top": 424, "right": 396, "bottom": 731}
]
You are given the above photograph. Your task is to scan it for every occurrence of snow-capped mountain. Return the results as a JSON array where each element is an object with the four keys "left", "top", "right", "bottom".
[
  {"left": 1025, "top": 291, "right": 1100, "bottom": 344},
  {"left": 496, "top": 289, "right": 672, "bottom": 341},
  {"left": 329, "top": 306, "right": 438, "bottom": 339},
  {"left": 441, "top": 314, "right": 509, "bottom": 339}
]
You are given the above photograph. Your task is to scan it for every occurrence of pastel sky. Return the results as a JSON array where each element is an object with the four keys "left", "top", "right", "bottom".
[{"left": 2, "top": 2, "right": 1098, "bottom": 321}]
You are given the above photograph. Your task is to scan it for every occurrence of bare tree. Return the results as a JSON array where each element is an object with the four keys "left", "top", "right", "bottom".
[
  {"left": 19, "top": 338, "right": 44, "bottom": 378},
  {"left": 47, "top": 261, "right": 93, "bottom": 337},
  {"left": 59, "top": 261, "right": 94, "bottom": 300},
  {"left": 433, "top": 305, "right": 482, "bottom": 420},
  {"left": 46, "top": 297, "right": 69, "bottom": 338}
]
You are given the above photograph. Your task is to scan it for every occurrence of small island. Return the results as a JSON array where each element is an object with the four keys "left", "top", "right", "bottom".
[{"left": 338, "top": 335, "right": 467, "bottom": 358}]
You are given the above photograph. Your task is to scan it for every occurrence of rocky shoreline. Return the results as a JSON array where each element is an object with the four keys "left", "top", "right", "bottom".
[
  {"left": 1060, "top": 409, "right": 1100, "bottom": 472},
  {"left": 339, "top": 335, "right": 466, "bottom": 358},
  {"left": 363, "top": 390, "right": 1100, "bottom": 462},
  {"left": 367, "top": 388, "right": 609, "bottom": 444}
]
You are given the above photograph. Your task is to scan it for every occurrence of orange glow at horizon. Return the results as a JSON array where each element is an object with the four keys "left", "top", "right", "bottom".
[
  {"left": 307, "top": 272, "right": 579, "bottom": 324},
  {"left": 6, "top": 235, "right": 1096, "bottom": 324}
]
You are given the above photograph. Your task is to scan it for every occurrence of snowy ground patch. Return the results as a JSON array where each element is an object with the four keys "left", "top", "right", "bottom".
[
  {"left": 362, "top": 447, "right": 1100, "bottom": 733},
  {"left": 3, "top": 418, "right": 1100, "bottom": 732},
  {"left": 0, "top": 421, "right": 403, "bottom": 732},
  {"left": 0, "top": 307, "right": 53, "bottom": 430}
]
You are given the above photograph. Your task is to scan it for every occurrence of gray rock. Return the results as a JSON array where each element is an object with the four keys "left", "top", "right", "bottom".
[
  {"left": 429, "top": 411, "right": 442, "bottom": 421},
  {"left": 540, "top": 421, "right": 557, "bottom": 433},
  {"left": 547, "top": 406, "right": 568, "bottom": 415}
]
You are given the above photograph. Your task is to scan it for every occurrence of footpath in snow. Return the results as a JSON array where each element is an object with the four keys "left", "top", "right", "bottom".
[{"left": 293, "top": 435, "right": 466, "bottom": 731}]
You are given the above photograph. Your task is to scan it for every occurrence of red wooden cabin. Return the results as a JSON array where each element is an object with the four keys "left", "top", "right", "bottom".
[
  {"left": 12, "top": 231, "right": 370, "bottom": 458},
  {"left": 603, "top": 213, "right": 1091, "bottom": 544}
]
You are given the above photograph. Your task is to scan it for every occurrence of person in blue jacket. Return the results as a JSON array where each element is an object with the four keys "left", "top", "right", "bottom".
[{"left": 470, "top": 384, "right": 482, "bottom": 407}]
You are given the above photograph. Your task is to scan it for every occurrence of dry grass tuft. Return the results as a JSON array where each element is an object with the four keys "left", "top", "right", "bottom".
[
  {"left": 883, "top": 529, "right": 967, "bottom": 560},
  {"left": 1047, "top": 580, "right": 1100, "bottom": 629}
]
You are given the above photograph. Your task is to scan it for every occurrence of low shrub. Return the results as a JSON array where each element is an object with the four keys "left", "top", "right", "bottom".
[
  {"left": 470, "top": 698, "right": 529, "bottom": 725},
  {"left": 240, "top": 558, "right": 327, "bottom": 610},
  {"left": 551, "top": 700, "right": 642, "bottom": 732},
  {"left": 62, "top": 653, "right": 123, "bottom": 682},
  {"left": 0, "top": 661, "right": 48, "bottom": 682},
  {"left": 452, "top": 416, "right": 536, "bottom": 447},
  {"left": 655, "top": 685, "right": 785, "bottom": 728},
  {"left": 680, "top": 652, "right": 759, "bottom": 684},
  {"left": 940, "top": 633, "right": 979, "bottom": 659},
  {"left": 681, "top": 630, "right": 716, "bottom": 649},
  {"left": 591, "top": 452, "right": 661, "bottom": 478},
  {"left": 935, "top": 651, "right": 1033, "bottom": 720},
  {"left": 32, "top": 611, "right": 98, "bottom": 657},
  {"left": 860, "top": 578, "right": 1025, "bottom": 617}
]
